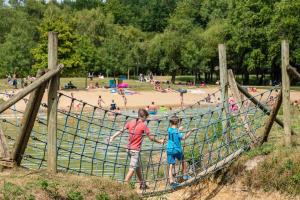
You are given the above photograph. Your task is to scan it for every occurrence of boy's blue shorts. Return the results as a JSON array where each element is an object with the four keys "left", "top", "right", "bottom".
[{"left": 167, "top": 152, "right": 184, "bottom": 164}]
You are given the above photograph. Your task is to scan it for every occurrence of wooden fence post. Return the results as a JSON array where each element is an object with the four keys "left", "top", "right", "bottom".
[
  {"left": 260, "top": 90, "right": 283, "bottom": 145},
  {"left": 218, "top": 44, "right": 230, "bottom": 140},
  {"left": 281, "top": 40, "right": 292, "bottom": 146},
  {"left": 12, "top": 70, "right": 46, "bottom": 165},
  {"left": 47, "top": 32, "right": 58, "bottom": 173},
  {"left": 227, "top": 69, "right": 256, "bottom": 141}
]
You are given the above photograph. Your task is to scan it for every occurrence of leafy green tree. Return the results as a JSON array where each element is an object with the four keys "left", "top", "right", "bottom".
[
  {"left": 31, "top": 4, "right": 81, "bottom": 73},
  {"left": 0, "top": 12, "right": 37, "bottom": 77}
]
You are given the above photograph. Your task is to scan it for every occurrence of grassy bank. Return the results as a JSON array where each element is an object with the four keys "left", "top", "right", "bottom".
[
  {"left": 0, "top": 169, "right": 140, "bottom": 200},
  {"left": 228, "top": 105, "right": 300, "bottom": 197}
]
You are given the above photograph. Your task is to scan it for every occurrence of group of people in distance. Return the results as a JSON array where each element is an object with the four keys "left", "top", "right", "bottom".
[
  {"left": 97, "top": 88, "right": 127, "bottom": 113},
  {"left": 108, "top": 108, "right": 196, "bottom": 189}
]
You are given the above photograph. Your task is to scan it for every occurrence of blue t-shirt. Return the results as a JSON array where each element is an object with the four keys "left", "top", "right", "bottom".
[{"left": 167, "top": 127, "right": 183, "bottom": 154}]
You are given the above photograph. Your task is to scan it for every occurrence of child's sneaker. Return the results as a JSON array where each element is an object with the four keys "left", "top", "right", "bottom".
[
  {"left": 170, "top": 182, "right": 180, "bottom": 189},
  {"left": 139, "top": 182, "right": 149, "bottom": 190},
  {"left": 183, "top": 175, "right": 192, "bottom": 181}
]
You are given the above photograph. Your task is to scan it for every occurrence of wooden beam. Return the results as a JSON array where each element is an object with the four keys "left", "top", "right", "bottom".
[
  {"left": 287, "top": 65, "right": 300, "bottom": 80},
  {"left": 12, "top": 70, "right": 47, "bottom": 165},
  {"left": 47, "top": 32, "right": 58, "bottom": 173},
  {"left": 281, "top": 40, "right": 292, "bottom": 146},
  {"left": 236, "top": 83, "right": 296, "bottom": 135},
  {"left": 0, "top": 124, "right": 10, "bottom": 159},
  {"left": 218, "top": 44, "right": 231, "bottom": 143},
  {"left": 260, "top": 90, "right": 282, "bottom": 145},
  {"left": 0, "top": 64, "right": 63, "bottom": 114},
  {"left": 219, "top": 44, "right": 229, "bottom": 113},
  {"left": 228, "top": 69, "right": 256, "bottom": 140}
]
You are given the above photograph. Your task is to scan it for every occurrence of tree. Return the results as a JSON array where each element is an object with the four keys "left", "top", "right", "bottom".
[
  {"left": 31, "top": 4, "right": 81, "bottom": 74},
  {"left": 0, "top": 11, "right": 37, "bottom": 77}
]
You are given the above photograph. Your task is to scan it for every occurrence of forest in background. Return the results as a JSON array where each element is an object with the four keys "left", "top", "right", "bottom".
[{"left": 0, "top": 0, "right": 299, "bottom": 84}]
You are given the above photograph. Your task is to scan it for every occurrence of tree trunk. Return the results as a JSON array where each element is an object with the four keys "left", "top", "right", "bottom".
[
  {"left": 127, "top": 68, "right": 130, "bottom": 80},
  {"left": 194, "top": 70, "right": 197, "bottom": 85},
  {"left": 171, "top": 71, "right": 176, "bottom": 84},
  {"left": 243, "top": 67, "right": 249, "bottom": 85}
]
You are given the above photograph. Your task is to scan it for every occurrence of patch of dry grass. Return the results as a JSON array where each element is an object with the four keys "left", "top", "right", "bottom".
[{"left": 0, "top": 168, "right": 140, "bottom": 200}]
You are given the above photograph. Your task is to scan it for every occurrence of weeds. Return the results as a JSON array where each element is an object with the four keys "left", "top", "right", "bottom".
[
  {"left": 96, "top": 192, "right": 110, "bottom": 200},
  {"left": 67, "top": 190, "right": 83, "bottom": 200},
  {"left": 243, "top": 148, "right": 300, "bottom": 195},
  {"left": 2, "top": 182, "right": 35, "bottom": 200}
]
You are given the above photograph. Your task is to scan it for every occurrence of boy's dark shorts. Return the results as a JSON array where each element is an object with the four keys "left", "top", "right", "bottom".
[{"left": 167, "top": 152, "right": 184, "bottom": 164}]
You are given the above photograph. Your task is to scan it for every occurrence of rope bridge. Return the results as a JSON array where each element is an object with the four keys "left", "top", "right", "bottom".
[{"left": 0, "top": 85, "right": 280, "bottom": 196}]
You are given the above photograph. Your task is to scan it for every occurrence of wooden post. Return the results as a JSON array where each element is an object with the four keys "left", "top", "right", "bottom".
[
  {"left": 228, "top": 69, "right": 256, "bottom": 140},
  {"left": 219, "top": 44, "right": 229, "bottom": 106},
  {"left": 218, "top": 44, "right": 230, "bottom": 140},
  {"left": 281, "top": 40, "right": 292, "bottom": 146},
  {"left": 260, "top": 90, "right": 282, "bottom": 145},
  {"left": 0, "top": 124, "right": 10, "bottom": 160},
  {"left": 12, "top": 70, "right": 47, "bottom": 165},
  {"left": 47, "top": 32, "right": 58, "bottom": 173},
  {"left": 288, "top": 65, "right": 300, "bottom": 80}
]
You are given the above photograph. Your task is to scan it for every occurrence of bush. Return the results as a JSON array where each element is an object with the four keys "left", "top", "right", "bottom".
[{"left": 67, "top": 190, "right": 84, "bottom": 200}]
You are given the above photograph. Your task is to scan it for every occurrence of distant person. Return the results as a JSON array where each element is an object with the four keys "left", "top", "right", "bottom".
[
  {"left": 178, "top": 90, "right": 187, "bottom": 108},
  {"left": 12, "top": 74, "right": 17, "bottom": 89},
  {"left": 7, "top": 74, "right": 11, "bottom": 83},
  {"left": 122, "top": 94, "right": 127, "bottom": 109},
  {"left": 115, "top": 107, "right": 121, "bottom": 114},
  {"left": 108, "top": 109, "right": 165, "bottom": 190},
  {"left": 166, "top": 116, "right": 196, "bottom": 188},
  {"left": 88, "top": 72, "right": 94, "bottom": 81},
  {"left": 98, "top": 95, "right": 105, "bottom": 108},
  {"left": 148, "top": 101, "right": 158, "bottom": 115},
  {"left": 64, "top": 81, "right": 77, "bottom": 89},
  {"left": 110, "top": 100, "right": 117, "bottom": 111},
  {"left": 205, "top": 94, "right": 211, "bottom": 103},
  {"left": 149, "top": 72, "right": 153, "bottom": 81}
]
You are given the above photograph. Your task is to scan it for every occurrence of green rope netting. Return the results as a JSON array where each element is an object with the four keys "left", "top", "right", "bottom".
[{"left": 0, "top": 86, "right": 280, "bottom": 196}]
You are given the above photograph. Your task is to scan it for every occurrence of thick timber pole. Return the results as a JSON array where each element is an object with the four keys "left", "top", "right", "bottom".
[
  {"left": 48, "top": 32, "right": 58, "bottom": 172},
  {"left": 260, "top": 90, "right": 282, "bottom": 145},
  {"left": 218, "top": 44, "right": 230, "bottom": 140},
  {"left": 281, "top": 40, "right": 292, "bottom": 146}
]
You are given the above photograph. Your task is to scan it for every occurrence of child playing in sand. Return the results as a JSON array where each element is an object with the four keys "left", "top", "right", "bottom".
[
  {"left": 166, "top": 115, "right": 196, "bottom": 188},
  {"left": 98, "top": 95, "right": 105, "bottom": 108},
  {"left": 110, "top": 100, "right": 116, "bottom": 111},
  {"left": 122, "top": 93, "right": 127, "bottom": 109},
  {"left": 108, "top": 109, "right": 165, "bottom": 189}
]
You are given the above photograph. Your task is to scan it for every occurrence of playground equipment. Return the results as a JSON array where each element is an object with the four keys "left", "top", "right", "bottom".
[{"left": 0, "top": 34, "right": 298, "bottom": 197}]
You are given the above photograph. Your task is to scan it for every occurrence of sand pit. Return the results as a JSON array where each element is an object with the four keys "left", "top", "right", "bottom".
[{"left": 1, "top": 86, "right": 300, "bottom": 113}]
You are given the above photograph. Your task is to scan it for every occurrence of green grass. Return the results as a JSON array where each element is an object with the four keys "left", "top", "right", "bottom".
[
  {"left": 227, "top": 104, "right": 300, "bottom": 196},
  {"left": 0, "top": 169, "right": 140, "bottom": 200},
  {"left": 2, "top": 75, "right": 300, "bottom": 91},
  {"left": 1, "top": 76, "right": 200, "bottom": 91}
]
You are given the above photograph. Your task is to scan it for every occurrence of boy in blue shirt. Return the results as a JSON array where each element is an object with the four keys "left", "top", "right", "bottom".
[{"left": 167, "top": 116, "right": 196, "bottom": 188}]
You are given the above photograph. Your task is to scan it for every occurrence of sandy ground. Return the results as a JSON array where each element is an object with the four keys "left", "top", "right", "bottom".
[
  {"left": 1, "top": 86, "right": 300, "bottom": 112},
  {"left": 161, "top": 180, "right": 298, "bottom": 200}
]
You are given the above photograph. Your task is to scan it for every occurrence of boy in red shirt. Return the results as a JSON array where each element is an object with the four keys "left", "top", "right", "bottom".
[{"left": 108, "top": 108, "right": 165, "bottom": 189}]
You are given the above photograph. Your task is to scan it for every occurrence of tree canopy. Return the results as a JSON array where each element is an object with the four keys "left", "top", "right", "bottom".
[{"left": 0, "top": 0, "right": 299, "bottom": 84}]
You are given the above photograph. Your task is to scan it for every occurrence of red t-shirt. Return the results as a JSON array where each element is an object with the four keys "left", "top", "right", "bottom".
[{"left": 125, "top": 119, "right": 150, "bottom": 151}]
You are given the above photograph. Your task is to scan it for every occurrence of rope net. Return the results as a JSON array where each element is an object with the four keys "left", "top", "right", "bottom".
[{"left": 0, "top": 85, "right": 280, "bottom": 196}]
